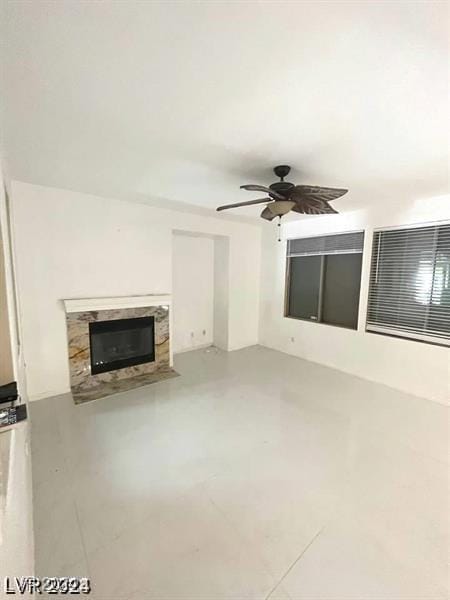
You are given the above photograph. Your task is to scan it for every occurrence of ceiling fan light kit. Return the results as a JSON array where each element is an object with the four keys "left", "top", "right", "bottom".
[
  {"left": 216, "top": 165, "right": 348, "bottom": 241},
  {"left": 267, "top": 200, "right": 295, "bottom": 217}
]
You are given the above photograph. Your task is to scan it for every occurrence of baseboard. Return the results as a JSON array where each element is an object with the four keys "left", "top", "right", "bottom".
[
  {"left": 258, "top": 341, "right": 449, "bottom": 407},
  {"left": 173, "top": 342, "right": 214, "bottom": 355},
  {"left": 29, "top": 388, "right": 71, "bottom": 402}
]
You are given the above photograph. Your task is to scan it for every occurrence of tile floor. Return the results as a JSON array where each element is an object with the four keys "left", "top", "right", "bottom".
[{"left": 30, "top": 346, "right": 449, "bottom": 599}]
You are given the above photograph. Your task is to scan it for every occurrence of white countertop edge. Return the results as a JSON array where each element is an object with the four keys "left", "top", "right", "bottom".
[{"left": 63, "top": 294, "right": 172, "bottom": 313}]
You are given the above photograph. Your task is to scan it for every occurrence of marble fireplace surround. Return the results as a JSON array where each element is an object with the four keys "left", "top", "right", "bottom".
[{"left": 63, "top": 295, "right": 177, "bottom": 404}]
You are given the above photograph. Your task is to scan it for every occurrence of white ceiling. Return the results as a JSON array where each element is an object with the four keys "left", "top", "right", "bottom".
[{"left": 1, "top": 1, "right": 448, "bottom": 217}]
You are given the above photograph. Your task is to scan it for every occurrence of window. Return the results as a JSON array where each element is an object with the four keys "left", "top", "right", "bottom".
[
  {"left": 366, "top": 222, "right": 450, "bottom": 346},
  {"left": 285, "top": 232, "right": 364, "bottom": 330}
]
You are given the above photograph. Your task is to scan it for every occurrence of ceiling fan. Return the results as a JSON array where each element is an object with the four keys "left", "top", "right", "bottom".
[{"left": 216, "top": 165, "right": 347, "bottom": 240}]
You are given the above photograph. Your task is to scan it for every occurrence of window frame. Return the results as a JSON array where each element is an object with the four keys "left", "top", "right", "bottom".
[
  {"left": 365, "top": 220, "right": 450, "bottom": 348},
  {"left": 284, "top": 230, "right": 364, "bottom": 331}
]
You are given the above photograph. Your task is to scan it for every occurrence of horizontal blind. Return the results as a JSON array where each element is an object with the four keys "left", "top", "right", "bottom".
[
  {"left": 366, "top": 223, "right": 450, "bottom": 345},
  {"left": 287, "top": 231, "right": 364, "bottom": 257}
]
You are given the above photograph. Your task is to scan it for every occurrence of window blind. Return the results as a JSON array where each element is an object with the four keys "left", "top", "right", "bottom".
[
  {"left": 287, "top": 231, "right": 364, "bottom": 257},
  {"left": 366, "top": 223, "right": 450, "bottom": 345}
]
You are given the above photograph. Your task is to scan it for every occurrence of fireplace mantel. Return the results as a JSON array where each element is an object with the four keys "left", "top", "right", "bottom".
[{"left": 63, "top": 294, "right": 171, "bottom": 314}]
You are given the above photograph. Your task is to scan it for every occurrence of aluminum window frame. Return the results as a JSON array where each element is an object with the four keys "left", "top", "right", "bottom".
[
  {"left": 284, "top": 230, "right": 365, "bottom": 330},
  {"left": 365, "top": 220, "right": 450, "bottom": 347}
]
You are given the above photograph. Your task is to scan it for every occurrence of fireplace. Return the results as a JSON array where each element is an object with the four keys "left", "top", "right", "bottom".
[
  {"left": 89, "top": 316, "right": 155, "bottom": 375},
  {"left": 64, "top": 295, "right": 177, "bottom": 404}
]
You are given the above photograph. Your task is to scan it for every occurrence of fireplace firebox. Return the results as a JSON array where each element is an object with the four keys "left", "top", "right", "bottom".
[{"left": 89, "top": 316, "right": 155, "bottom": 375}]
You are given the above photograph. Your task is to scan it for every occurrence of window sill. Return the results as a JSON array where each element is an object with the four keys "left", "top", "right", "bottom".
[
  {"left": 366, "top": 327, "right": 450, "bottom": 348},
  {"left": 283, "top": 314, "right": 358, "bottom": 332}
]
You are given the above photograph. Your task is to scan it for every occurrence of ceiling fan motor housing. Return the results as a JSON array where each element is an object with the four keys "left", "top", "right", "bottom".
[{"left": 270, "top": 165, "right": 294, "bottom": 197}]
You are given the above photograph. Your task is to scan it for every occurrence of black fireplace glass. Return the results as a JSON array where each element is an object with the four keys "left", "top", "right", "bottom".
[{"left": 89, "top": 316, "right": 155, "bottom": 375}]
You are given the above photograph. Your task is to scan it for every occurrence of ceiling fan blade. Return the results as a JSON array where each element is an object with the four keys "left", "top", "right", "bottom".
[
  {"left": 292, "top": 199, "right": 339, "bottom": 215},
  {"left": 260, "top": 206, "right": 277, "bottom": 221},
  {"left": 291, "top": 185, "right": 348, "bottom": 203},
  {"left": 216, "top": 198, "right": 271, "bottom": 211},
  {"left": 240, "top": 184, "right": 285, "bottom": 201}
]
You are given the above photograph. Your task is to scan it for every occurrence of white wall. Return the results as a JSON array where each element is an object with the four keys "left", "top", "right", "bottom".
[
  {"left": 0, "top": 168, "right": 34, "bottom": 581},
  {"left": 259, "top": 195, "right": 450, "bottom": 405},
  {"left": 213, "top": 236, "right": 229, "bottom": 351},
  {"left": 10, "top": 180, "right": 448, "bottom": 405},
  {"left": 0, "top": 226, "right": 14, "bottom": 383},
  {"left": 10, "top": 181, "right": 261, "bottom": 401},
  {"left": 172, "top": 233, "right": 214, "bottom": 353}
]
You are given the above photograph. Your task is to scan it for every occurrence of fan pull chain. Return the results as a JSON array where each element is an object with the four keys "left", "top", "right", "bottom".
[{"left": 278, "top": 216, "right": 281, "bottom": 242}]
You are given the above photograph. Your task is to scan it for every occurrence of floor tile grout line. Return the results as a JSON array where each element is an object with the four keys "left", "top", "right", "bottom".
[
  {"left": 264, "top": 526, "right": 325, "bottom": 600},
  {"left": 73, "top": 499, "right": 92, "bottom": 580},
  {"left": 200, "top": 480, "right": 281, "bottom": 588}
]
